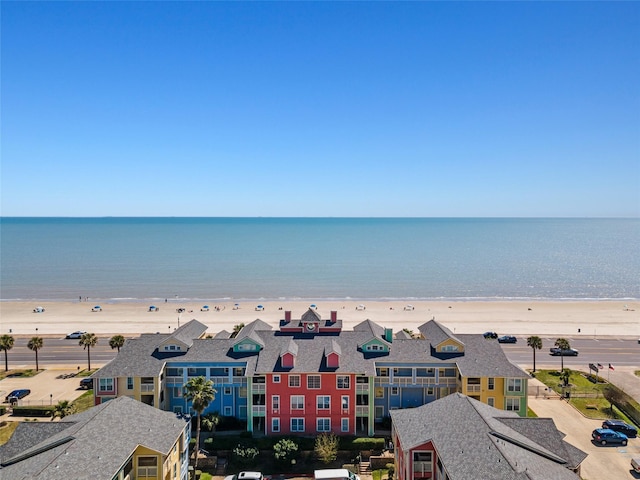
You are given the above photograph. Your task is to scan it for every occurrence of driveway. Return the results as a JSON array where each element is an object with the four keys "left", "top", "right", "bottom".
[{"left": 529, "top": 394, "right": 640, "bottom": 479}]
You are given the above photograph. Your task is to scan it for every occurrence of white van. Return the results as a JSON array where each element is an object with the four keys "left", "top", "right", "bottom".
[
  {"left": 631, "top": 457, "right": 640, "bottom": 473},
  {"left": 314, "top": 469, "right": 360, "bottom": 480}
]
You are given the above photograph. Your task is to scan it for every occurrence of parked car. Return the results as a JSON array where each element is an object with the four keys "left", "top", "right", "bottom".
[
  {"left": 483, "top": 332, "right": 498, "bottom": 339},
  {"left": 66, "top": 331, "right": 87, "bottom": 339},
  {"left": 498, "top": 335, "right": 517, "bottom": 344},
  {"left": 356, "top": 304, "right": 366, "bottom": 311},
  {"left": 602, "top": 419, "right": 637, "bottom": 437},
  {"left": 33, "top": 306, "right": 45, "bottom": 313},
  {"left": 591, "top": 428, "right": 628, "bottom": 446},
  {"left": 91, "top": 305, "right": 102, "bottom": 312},
  {"left": 403, "top": 305, "right": 415, "bottom": 311},
  {"left": 5, "top": 389, "right": 31, "bottom": 403},
  {"left": 79, "top": 378, "right": 94, "bottom": 389},
  {"left": 550, "top": 347, "right": 579, "bottom": 356},
  {"left": 632, "top": 457, "right": 640, "bottom": 473},
  {"left": 224, "top": 472, "right": 263, "bottom": 480},
  {"left": 201, "top": 305, "right": 210, "bottom": 311}
]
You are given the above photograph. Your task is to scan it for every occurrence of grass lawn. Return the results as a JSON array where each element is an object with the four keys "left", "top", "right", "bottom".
[
  {"left": 0, "top": 369, "right": 40, "bottom": 381},
  {"left": 533, "top": 369, "right": 636, "bottom": 422},
  {"left": 0, "top": 421, "right": 19, "bottom": 446},
  {"left": 71, "top": 390, "right": 95, "bottom": 413}
]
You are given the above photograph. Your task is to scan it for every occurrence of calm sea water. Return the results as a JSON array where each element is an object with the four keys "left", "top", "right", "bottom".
[{"left": 1, "top": 217, "right": 638, "bottom": 301}]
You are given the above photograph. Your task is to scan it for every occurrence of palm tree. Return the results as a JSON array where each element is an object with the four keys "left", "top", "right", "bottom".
[
  {"left": 109, "top": 334, "right": 126, "bottom": 352},
  {"left": 559, "top": 368, "right": 571, "bottom": 387},
  {"left": 0, "top": 335, "right": 15, "bottom": 372},
  {"left": 554, "top": 338, "right": 571, "bottom": 371},
  {"left": 202, "top": 412, "right": 220, "bottom": 433},
  {"left": 526, "top": 336, "right": 543, "bottom": 373},
  {"left": 27, "top": 336, "right": 44, "bottom": 371},
  {"left": 184, "top": 376, "right": 217, "bottom": 469},
  {"left": 79, "top": 333, "right": 98, "bottom": 370},
  {"left": 51, "top": 400, "right": 75, "bottom": 420}
]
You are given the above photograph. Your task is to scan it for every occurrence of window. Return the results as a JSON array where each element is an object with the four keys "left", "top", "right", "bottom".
[
  {"left": 337, "top": 375, "right": 350, "bottom": 389},
  {"left": 507, "top": 378, "right": 522, "bottom": 392},
  {"left": 375, "top": 387, "right": 384, "bottom": 398},
  {"left": 167, "top": 368, "right": 183, "bottom": 377},
  {"left": 391, "top": 387, "right": 399, "bottom": 396},
  {"left": 173, "top": 387, "right": 182, "bottom": 398},
  {"left": 307, "top": 375, "right": 321, "bottom": 389},
  {"left": 413, "top": 451, "right": 432, "bottom": 475},
  {"left": 426, "top": 387, "right": 434, "bottom": 396},
  {"left": 441, "top": 344, "right": 459, "bottom": 352},
  {"left": 341, "top": 396, "right": 349, "bottom": 410},
  {"left": 488, "top": 378, "right": 495, "bottom": 390},
  {"left": 272, "top": 395, "right": 280, "bottom": 411},
  {"left": 233, "top": 367, "right": 244, "bottom": 376},
  {"left": 137, "top": 456, "right": 158, "bottom": 478},
  {"left": 224, "top": 406, "right": 232, "bottom": 416},
  {"left": 291, "top": 418, "right": 304, "bottom": 432},
  {"left": 187, "top": 367, "right": 206, "bottom": 377},
  {"left": 341, "top": 418, "right": 349, "bottom": 432},
  {"left": 273, "top": 375, "right": 280, "bottom": 383},
  {"left": 99, "top": 378, "right": 113, "bottom": 392},
  {"left": 378, "top": 367, "right": 389, "bottom": 377},
  {"left": 173, "top": 406, "right": 183, "bottom": 414},
  {"left": 224, "top": 387, "right": 232, "bottom": 395},
  {"left": 291, "top": 395, "right": 304, "bottom": 410},
  {"left": 127, "top": 377, "right": 134, "bottom": 390},
  {"left": 317, "top": 395, "right": 330, "bottom": 410},
  {"left": 239, "top": 387, "right": 247, "bottom": 398},
  {"left": 506, "top": 397, "right": 520, "bottom": 411},
  {"left": 487, "top": 397, "right": 495, "bottom": 407},
  {"left": 375, "top": 405, "right": 384, "bottom": 420},
  {"left": 317, "top": 418, "right": 330, "bottom": 432},
  {"left": 289, "top": 375, "right": 300, "bottom": 387},
  {"left": 272, "top": 418, "right": 280, "bottom": 432}
]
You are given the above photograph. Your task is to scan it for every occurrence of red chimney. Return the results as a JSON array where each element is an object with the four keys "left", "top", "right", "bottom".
[
  {"left": 285, "top": 311, "right": 291, "bottom": 322},
  {"left": 331, "top": 311, "right": 337, "bottom": 322}
]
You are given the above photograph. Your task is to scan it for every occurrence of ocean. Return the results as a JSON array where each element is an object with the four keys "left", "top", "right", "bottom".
[{"left": 1, "top": 217, "right": 638, "bottom": 301}]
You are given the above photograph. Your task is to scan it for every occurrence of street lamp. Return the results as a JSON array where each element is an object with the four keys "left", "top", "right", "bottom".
[{"left": 50, "top": 393, "right": 53, "bottom": 405}]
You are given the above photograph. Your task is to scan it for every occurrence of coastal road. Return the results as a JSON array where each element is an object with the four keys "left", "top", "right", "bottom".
[
  {"left": 499, "top": 336, "right": 640, "bottom": 370},
  {"left": 4, "top": 336, "right": 122, "bottom": 369},
  {"left": 5, "top": 334, "right": 639, "bottom": 372}
]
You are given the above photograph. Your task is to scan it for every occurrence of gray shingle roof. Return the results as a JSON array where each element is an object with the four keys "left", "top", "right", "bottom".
[
  {"left": 96, "top": 319, "right": 527, "bottom": 381},
  {"left": 390, "top": 393, "right": 584, "bottom": 480},
  {"left": 0, "top": 396, "right": 188, "bottom": 480}
]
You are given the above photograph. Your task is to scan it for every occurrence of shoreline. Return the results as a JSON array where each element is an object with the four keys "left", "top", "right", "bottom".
[{"left": 0, "top": 299, "right": 638, "bottom": 338}]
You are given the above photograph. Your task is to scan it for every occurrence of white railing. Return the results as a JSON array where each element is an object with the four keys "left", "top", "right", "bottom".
[
  {"left": 251, "top": 384, "right": 266, "bottom": 393},
  {"left": 356, "top": 384, "right": 370, "bottom": 393},
  {"left": 466, "top": 385, "right": 481, "bottom": 393},
  {"left": 252, "top": 405, "right": 266, "bottom": 415},
  {"left": 355, "top": 406, "right": 369, "bottom": 416},
  {"left": 137, "top": 466, "right": 157, "bottom": 477},
  {"left": 141, "top": 384, "right": 154, "bottom": 392}
]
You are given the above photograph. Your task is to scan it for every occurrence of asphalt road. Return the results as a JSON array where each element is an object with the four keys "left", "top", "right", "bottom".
[
  {"left": 4, "top": 336, "right": 122, "bottom": 369},
  {"left": 5, "top": 335, "right": 640, "bottom": 373},
  {"left": 500, "top": 336, "right": 640, "bottom": 371}
]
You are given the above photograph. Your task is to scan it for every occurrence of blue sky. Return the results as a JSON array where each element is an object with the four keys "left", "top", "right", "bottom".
[{"left": 2, "top": 2, "right": 638, "bottom": 217}]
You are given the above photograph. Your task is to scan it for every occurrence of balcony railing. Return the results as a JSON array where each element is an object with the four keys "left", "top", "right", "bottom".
[
  {"left": 355, "top": 406, "right": 369, "bottom": 416},
  {"left": 251, "top": 384, "right": 266, "bottom": 393},
  {"left": 466, "top": 385, "right": 481, "bottom": 393},
  {"left": 140, "top": 384, "right": 154, "bottom": 392},
  {"left": 356, "top": 384, "right": 370, "bottom": 393},
  {"left": 252, "top": 405, "right": 266, "bottom": 416}
]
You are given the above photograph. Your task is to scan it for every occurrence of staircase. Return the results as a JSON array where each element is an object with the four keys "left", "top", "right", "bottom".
[{"left": 359, "top": 459, "right": 370, "bottom": 475}]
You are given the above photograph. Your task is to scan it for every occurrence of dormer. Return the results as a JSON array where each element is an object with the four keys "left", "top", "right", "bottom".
[
  {"left": 325, "top": 340, "right": 341, "bottom": 368},
  {"left": 434, "top": 337, "right": 464, "bottom": 353},
  {"left": 233, "top": 333, "right": 264, "bottom": 353},
  {"left": 157, "top": 337, "right": 188, "bottom": 353},
  {"left": 301, "top": 308, "right": 321, "bottom": 333},
  {"left": 360, "top": 337, "right": 390, "bottom": 353},
  {"left": 280, "top": 339, "right": 298, "bottom": 368}
]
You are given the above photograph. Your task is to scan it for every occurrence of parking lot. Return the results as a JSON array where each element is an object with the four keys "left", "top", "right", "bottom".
[
  {"left": 529, "top": 388, "right": 640, "bottom": 479},
  {"left": 1, "top": 369, "right": 89, "bottom": 417}
]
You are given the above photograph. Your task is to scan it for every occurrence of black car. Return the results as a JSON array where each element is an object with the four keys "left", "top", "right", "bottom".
[
  {"left": 483, "top": 332, "right": 498, "bottom": 339},
  {"left": 498, "top": 335, "right": 517, "bottom": 344},
  {"left": 602, "top": 420, "right": 637, "bottom": 438},
  {"left": 4, "top": 389, "right": 31, "bottom": 403},
  {"left": 79, "top": 377, "right": 94, "bottom": 389}
]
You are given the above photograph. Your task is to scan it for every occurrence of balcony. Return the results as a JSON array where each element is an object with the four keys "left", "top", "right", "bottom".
[
  {"left": 355, "top": 405, "right": 369, "bottom": 416},
  {"left": 251, "top": 384, "right": 266, "bottom": 393},
  {"left": 356, "top": 384, "right": 370, "bottom": 393},
  {"left": 252, "top": 405, "right": 266, "bottom": 416},
  {"left": 466, "top": 385, "right": 481, "bottom": 393},
  {"left": 140, "top": 384, "right": 154, "bottom": 392}
]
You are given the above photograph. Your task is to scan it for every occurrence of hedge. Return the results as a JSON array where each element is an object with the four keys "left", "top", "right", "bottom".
[{"left": 11, "top": 406, "right": 55, "bottom": 417}]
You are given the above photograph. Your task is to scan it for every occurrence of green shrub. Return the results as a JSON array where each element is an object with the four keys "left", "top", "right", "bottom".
[
  {"left": 351, "top": 437, "right": 386, "bottom": 450},
  {"left": 315, "top": 433, "right": 339, "bottom": 463},
  {"left": 11, "top": 406, "right": 54, "bottom": 417}
]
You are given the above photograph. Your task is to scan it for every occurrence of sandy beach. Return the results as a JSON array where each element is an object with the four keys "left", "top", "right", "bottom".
[{"left": 0, "top": 299, "right": 638, "bottom": 338}]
